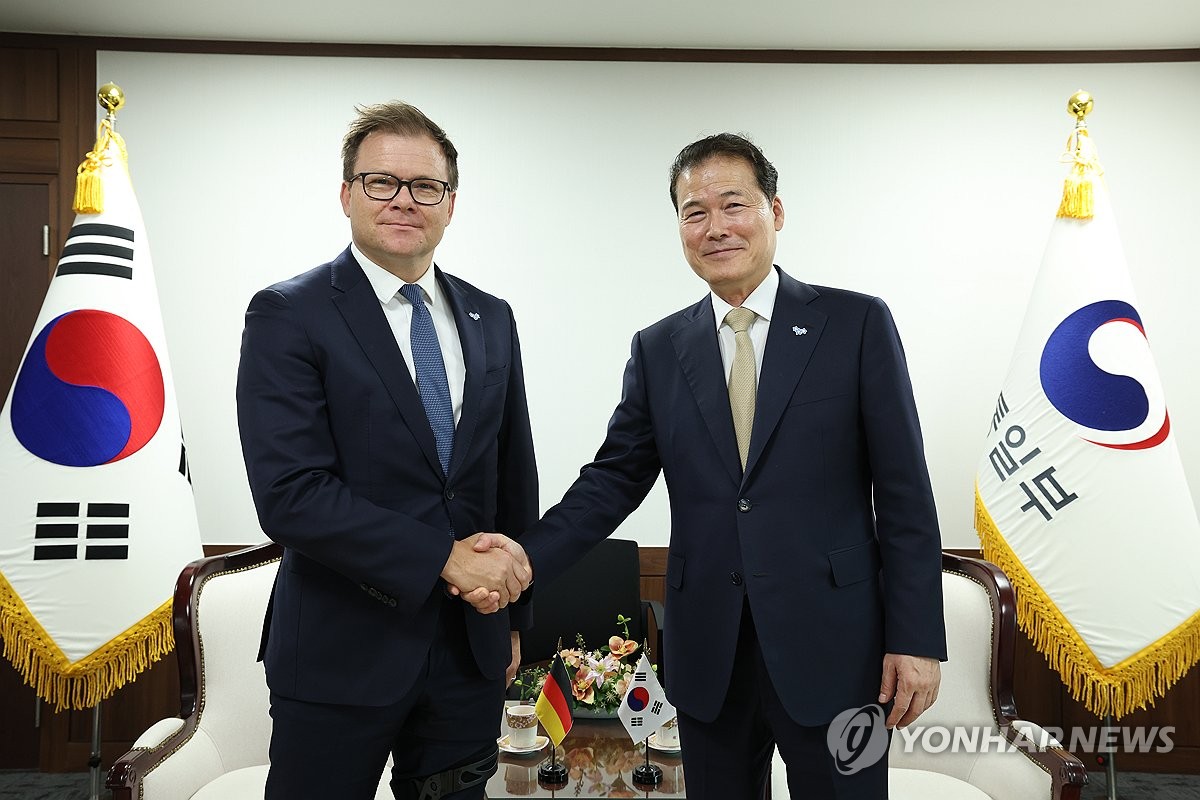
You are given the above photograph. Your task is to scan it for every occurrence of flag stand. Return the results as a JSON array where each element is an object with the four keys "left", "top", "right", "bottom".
[
  {"left": 631, "top": 749, "right": 662, "bottom": 787},
  {"left": 88, "top": 702, "right": 102, "bottom": 800},
  {"left": 1103, "top": 714, "right": 1119, "bottom": 800},
  {"left": 537, "top": 750, "right": 567, "bottom": 788}
]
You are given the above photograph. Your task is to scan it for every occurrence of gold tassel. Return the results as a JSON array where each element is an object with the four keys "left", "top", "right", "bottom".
[
  {"left": 975, "top": 488, "right": 1200, "bottom": 719},
  {"left": 1056, "top": 128, "right": 1102, "bottom": 221},
  {"left": 72, "top": 118, "right": 127, "bottom": 215}
]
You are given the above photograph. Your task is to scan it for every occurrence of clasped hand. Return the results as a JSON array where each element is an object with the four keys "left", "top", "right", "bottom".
[{"left": 441, "top": 532, "right": 532, "bottom": 614}]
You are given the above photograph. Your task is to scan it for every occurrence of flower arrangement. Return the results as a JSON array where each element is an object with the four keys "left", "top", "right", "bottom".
[{"left": 515, "top": 614, "right": 641, "bottom": 715}]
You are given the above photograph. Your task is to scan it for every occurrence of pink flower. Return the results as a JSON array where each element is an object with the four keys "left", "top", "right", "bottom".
[
  {"left": 572, "top": 667, "right": 596, "bottom": 704},
  {"left": 608, "top": 637, "right": 638, "bottom": 657}
]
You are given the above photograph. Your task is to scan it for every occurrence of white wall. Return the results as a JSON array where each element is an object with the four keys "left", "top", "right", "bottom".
[{"left": 95, "top": 51, "right": 1200, "bottom": 547}]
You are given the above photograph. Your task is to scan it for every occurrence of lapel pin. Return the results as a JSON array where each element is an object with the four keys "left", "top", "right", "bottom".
[
  {"left": 468, "top": 312, "right": 481, "bottom": 321},
  {"left": 792, "top": 326, "right": 807, "bottom": 336}
]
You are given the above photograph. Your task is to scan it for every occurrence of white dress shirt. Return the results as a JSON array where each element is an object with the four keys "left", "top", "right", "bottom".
[
  {"left": 351, "top": 244, "right": 466, "bottom": 426},
  {"left": 711, "top": 266, "right": 779, "bottom": 383}
]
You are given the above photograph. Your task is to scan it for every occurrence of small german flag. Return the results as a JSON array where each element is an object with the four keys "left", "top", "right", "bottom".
[{"left": 535, "top": 653, "right": 574, "bottom": 746}]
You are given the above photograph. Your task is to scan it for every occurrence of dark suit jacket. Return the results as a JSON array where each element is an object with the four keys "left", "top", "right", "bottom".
[
  {"left": 236, "top": 247, "right": 538, "bottom": 707},
  {"left": 520, "top": 267, "right": 945, "bottom": 726}
]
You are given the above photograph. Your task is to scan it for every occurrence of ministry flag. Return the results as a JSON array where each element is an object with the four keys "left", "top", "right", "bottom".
[
  {"left": 975, "top": 93, "right": 1200, "bottom": 718},
  {"left": 535, "top": 653, "right": 574, "bottom": 746},
  {"left": 0, "top": 88, "right": 203, "bottom": 710},
  {"left": 618, "top": 653, "right": 674, "bottom": 744}
]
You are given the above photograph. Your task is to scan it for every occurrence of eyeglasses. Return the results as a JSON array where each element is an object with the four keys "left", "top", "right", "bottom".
[{"left": 350, "top": 173, "right": 451, "bottom": 205}]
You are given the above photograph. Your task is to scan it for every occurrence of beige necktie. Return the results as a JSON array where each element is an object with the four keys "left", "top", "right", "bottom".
[{"left": 724, "top": 307, "right": 758, "bottom": 469}]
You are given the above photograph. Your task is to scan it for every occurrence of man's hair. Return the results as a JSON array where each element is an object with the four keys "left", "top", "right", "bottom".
[
  {"left": 668, "top": 133, "right": 778, "bottom": 211},
  {"left": 341, "top": 101, "right": 459, "bottom": 190}
]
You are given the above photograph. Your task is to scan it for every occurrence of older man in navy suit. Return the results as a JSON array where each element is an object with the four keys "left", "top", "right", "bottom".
[
  {"left": 237, "top": 102, "right": 536, "bottom": 800},
  {"left": 469, "top": 133, "right": 946, "bottom": 799}
]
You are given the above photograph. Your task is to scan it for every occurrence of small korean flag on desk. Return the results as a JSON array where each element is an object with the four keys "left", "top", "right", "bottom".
[
  {"left": 0, "top": 86, "right": 202, "bottom": 711},
  {"left": 619, "top": 653, "right": 674, "bottom": 744}
]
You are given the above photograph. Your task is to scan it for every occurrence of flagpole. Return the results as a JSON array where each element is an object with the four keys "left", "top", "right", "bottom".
[
  {"left": 88, "top": 701, "right": 102, "bottom": 800},
  {"left": 1103, "top": 713, "right": 1118, "bottom": 800}
]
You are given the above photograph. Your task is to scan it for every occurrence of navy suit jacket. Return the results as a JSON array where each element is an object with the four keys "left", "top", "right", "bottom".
[
  {"left": 520, "top": 267, "right": 945, "bottom": 725},
  {"left": 236, "top": 248, "right": 538, "bottom": 707}
]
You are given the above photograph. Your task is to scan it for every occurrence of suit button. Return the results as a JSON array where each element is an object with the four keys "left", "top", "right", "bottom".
[
  {"left": 445, "top": 488, "right": 455, "bottom": 500},
  {"left": 731, "top": 572, "right": 743, "bottom": 586},
  {"left": 737, "top": 498, "right": 752, "bottom": 513}
]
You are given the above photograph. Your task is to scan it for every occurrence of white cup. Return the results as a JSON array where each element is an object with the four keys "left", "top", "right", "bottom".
[
  {"left": 657, "top": 716, "right": 679, "bottom": 747},
  {"left": 505, "top": 704, "right": 538, "bottom": 748}
]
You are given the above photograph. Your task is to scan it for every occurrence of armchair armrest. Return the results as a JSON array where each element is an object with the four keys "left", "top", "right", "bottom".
[{"left": 107, "top": 714, "right": 220, "bottom": 800}]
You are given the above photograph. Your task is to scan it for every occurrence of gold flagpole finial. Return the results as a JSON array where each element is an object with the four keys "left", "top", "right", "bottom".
[
  {"left": 98, "top": 83, "right": 126, "bottom": 119},
  {"left": 1067, "top": 90, "right": 1094, "bottom": 124},
  {"left": 73, "top": 83, "right": 128, "bottom": 215},
  {"left": 1057, "top": 89, "right": 1101, "bottom": 221}
]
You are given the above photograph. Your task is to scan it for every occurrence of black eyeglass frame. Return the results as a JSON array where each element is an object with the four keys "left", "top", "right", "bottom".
[{"left": 349, "top": 173, "right": 452, "bottom": 205}]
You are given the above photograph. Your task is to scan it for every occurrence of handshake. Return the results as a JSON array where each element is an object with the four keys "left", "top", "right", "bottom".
[{"left": 440, "top": 532, "right": 532, "bottom": 614}]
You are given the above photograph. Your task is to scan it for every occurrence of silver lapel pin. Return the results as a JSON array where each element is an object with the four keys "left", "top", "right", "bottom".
[
  {"left": 792, "top": 326, "right": 807, "bottom": 336},
  {"left": 468, "top": 312, "right": 481, "bottom": 321}
]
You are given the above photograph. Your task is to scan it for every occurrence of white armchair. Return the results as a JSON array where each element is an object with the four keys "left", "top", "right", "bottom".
[
  {"left": 771, "top": 552, "right": 1088, "bottom": 800},
  {"left": 107, "top": 543, "right": 391, "bottom": 800}
]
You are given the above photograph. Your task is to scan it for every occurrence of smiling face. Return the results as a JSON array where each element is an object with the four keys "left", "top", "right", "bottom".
[
  {"left": 339, "top": 131, "right": 455, "bottom": 282},
  {"left": 674, "top": 155, "right": 784, "bottom": 306}
]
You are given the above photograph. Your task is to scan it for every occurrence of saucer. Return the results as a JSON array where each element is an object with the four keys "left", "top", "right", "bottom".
[
  {"left": 647, "top": 732, "right": 681, "bottom": 753},
  {"left": 497, "top": 734, "right": 549, "bottom": 754}
]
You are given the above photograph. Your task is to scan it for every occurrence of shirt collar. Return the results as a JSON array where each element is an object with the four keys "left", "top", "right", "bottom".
[
  {"left": 350, "top": 243, "right": 441, "bottom": 307},
  {"left": 711, "top": 265, "right": 779, "bottom": 331}
]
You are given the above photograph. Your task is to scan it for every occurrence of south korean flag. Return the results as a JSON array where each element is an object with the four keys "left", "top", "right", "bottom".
[{"left": 618, "top": 653, "right": 674, "bottom": 744}]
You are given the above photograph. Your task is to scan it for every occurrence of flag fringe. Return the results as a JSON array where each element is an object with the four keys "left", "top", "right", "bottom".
[
  {"left": 73, "top": 118, "right": 128, "bottom": 215},
  {"left": 0, "top": 572, "right": 173, "bottom": 711},
  {"left": 975, "top": 489, "right": 1200, "bottom": 719}
]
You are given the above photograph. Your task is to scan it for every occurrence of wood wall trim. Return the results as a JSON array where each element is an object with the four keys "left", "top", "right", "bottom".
[{"left": 3, "top": 32, "right": 1197, "bottom": 65}]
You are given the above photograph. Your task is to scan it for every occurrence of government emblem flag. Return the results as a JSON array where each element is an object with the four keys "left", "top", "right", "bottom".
[
  {"left": 618, "top": 653, "right": 673, "bottom": 743},
  {"left": 535, "top": 652, "right": 574, "bottom": 746},
  {"left": 0, "top": 88, "right": 203, "bottom": 711},
  {"left": 975, "top": 92, "right": 1200, "bottom": 718}
]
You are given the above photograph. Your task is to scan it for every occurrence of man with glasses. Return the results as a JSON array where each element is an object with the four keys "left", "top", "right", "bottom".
[{"left": 236, "top": 101, "right": 537, "bottom": 800}]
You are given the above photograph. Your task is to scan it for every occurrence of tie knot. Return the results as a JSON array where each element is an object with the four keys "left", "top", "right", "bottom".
[
  {"left": 724, "top": 306, "right": 757, "bottom": 334},
  {"left": 399, "top": 283, "right": 425, "bottom": 307}
]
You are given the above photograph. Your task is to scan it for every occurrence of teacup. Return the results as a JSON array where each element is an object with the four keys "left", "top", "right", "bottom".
[
  {"left": 657, "top": 716, "right": 679, "bottom": 748},
  {"left": 505, "top": 704, "right": 538, "bottom": 748}
]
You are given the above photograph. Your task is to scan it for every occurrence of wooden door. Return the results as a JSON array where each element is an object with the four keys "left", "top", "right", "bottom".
[{"left": 0, "top": 177, "right": 54, "bottom": 769}]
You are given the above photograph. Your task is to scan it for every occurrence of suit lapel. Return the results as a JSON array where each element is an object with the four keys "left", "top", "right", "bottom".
[
  {"left": 671, "top": 298, "right": 742, "bottom": 487},
  {"left": 743, "top": 270, "right": 825, "bottom": 482},
  {"left": 329, "top": 250, "right": 444, "bottom": 479},
  {"left": 437, "top": 268, "right": 485, "bottom": 481}
]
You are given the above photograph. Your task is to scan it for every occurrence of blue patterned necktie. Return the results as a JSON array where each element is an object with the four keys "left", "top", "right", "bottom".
[{"left": 399, "top": 283, "right": 454, "bottom": 475}]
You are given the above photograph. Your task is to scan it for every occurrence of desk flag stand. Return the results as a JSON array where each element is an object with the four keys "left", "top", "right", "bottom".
[
  {"left": 536, "top": 639, "right": 571, "bottom": 789},
  {"left": 631, "top": 746, "right": 663, "bottom": 788},
  {"left": 630, "top": 639, "right": 663, "bottom": 788}
]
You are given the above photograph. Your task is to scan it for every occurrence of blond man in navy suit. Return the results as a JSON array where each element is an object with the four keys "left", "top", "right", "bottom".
[{"left": 237, "top": 102, "right": 536, "bottom": 800}]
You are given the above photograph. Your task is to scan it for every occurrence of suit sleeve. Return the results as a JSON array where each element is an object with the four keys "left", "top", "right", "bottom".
[
  {"left": 859, "top": 297, "right": 947, "bottom": 660},
  {"left": 236, "top": 287, "right": 452, "bottom": 611},
  {"left": 495, "top": 302, "right": 539, "bottom": 630},
  {"left": 521, "top": 331, "right": 663, "bottom": 584}
]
